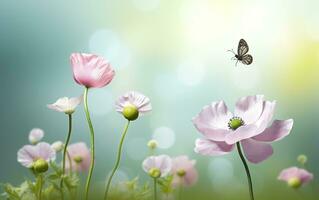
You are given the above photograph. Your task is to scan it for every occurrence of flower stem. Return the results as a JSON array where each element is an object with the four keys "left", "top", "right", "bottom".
[
  {"left": 60, "top": 114, "right": 73, "bottom": 199},
  {"left": 104, "top": 120, "right": 130, "bottom": 200},
  {"left": 153, "top": 178, "right": 157, "bottom": 200},
  {"left": 84, "top": 87, "right": 96, "bottom": 200},
  {"left": 236, "top": 142, "right": 255, "bottom": 200},
  {"left": 38, "top": 174, "right": 43, "bottom": 200}
]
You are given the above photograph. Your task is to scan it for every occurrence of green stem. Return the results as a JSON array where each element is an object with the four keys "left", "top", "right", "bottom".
[
  {"left": 66, "top": 150, "right": 73, "bottom": 173},
  {"left": 84, "top": 87, "right": 96, "bottom": 200},
  {"left": 153, "top": 178, "right": 157, "bottom": 200},
  {"left": 104, "top": 120, "right": 130, "bottom": 200},
  {"left": 60, "top": 114, "right": 73, "bottom": 199},
  {"left": 178, "top": 178, "right": 183, "bottom": 200},
  {"left": 38, "top": 175, "right": 43, "bottom": 200},
  {"left": 236, "top": 142, "right": 255, "bottom": 200}
]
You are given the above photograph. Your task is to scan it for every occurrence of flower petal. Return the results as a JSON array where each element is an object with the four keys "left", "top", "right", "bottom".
[
  {"left": 277, "top": 166, "right": 313, "bottom": 184},
  {"left": 234, "top": 95, "right": 264, "bottom": 124},
  {"left": 37, "top": 142, "right": 56, "bottom": 162},
  {"left": 225, "top": 101, "right": 276, "bottom": 144},
  {"left": 194, "top": 138, "right": 234, "bottom": 156},
  {"left": 253, "top": 119, "right": 293, "bottom": 142},
  {"left": 192, "top": 101, "right": 232, "bottom": 141},
  {"left": 17, "top": 145, "right": 38, "bottom": 167},
  {"left": 241, "top": 139, "right": 273, "bottom": 164}
]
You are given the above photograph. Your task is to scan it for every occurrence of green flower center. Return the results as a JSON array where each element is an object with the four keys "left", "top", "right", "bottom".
[
  {"left": 33, "top": 158, "right": 49, "bottom": 173},
  {"left": 288, "top": 177, "right": 302, "bottom": 189},
  {"left": 122, "top": 105, "right": 139, "bottom": 121},
  {"left": 228, "top": 117, "right": 244, "bottom": 130},
  {"left": 148, "top": 168, "right": 161, "bottom": 178},
  {"left": 177, "top": 169, "right": 186, "bottom": 177},
  {"left": 73, "top": 156, "right": 83, "bottom": 163}
]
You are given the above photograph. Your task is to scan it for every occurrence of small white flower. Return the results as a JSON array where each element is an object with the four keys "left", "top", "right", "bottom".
[
  {"left": 47, "top": 96, "right": 82, "bottom": 114},
  {"left": 28, "top": 128, "right": 44, "bottom": 144},
  {"left": 142, "top": 155, "right": 172, "bottom": 178},
  {"left": 51, "top": 141, "right": 64, "bottom": 152},
  {"left": 115, "top": 91, "right": 152, "bottom": 121}
]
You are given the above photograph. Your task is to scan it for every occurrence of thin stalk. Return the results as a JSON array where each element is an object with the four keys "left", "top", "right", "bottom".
[
  {"left": 38, "top": 175, "right": 43, "bottom": 200},
  {"left": 83, "top": 87, "right": 96, "bottom": 200},
  {"left": 104, "top": 120, "right": 130, "bottom": 200},
  {"left": 60, "top": 114, "right": 73, "bottom": 199},
  {"left": 236, "top": 142, "right": 255, "bottom": 200},
  {"left": 153, "top": 178, "right": 157, "bottom": 200}
]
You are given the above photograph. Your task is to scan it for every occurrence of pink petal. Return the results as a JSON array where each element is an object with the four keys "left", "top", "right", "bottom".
[
  {"left": 253, "top": 119, "right": 293, "bottom": 142},
  {"left": 241, "top": 139, "right": 273, "bottom": 163},
  {"left": 225, "top": 101, "right": 276, "bottom": 144},
  {"left": 17, "top": 145, "right": 38, "bottom": 167},
  {"left": 70, "top": 53, "right": 115, "bottom": 88},
  {"left": 37, "top": 142, "right": 56, "bottom": 162},
  {"left": 66, "top": 142, "right": 91, "bottom": 172},
  {"left": 234, "top": 95, "right": 264, "bottom": 124},
  {"left": 194, "top": 138, "right": 234, "bottom": 156},
  {"left": 192, "top": 101, "right": 232, "bottom": 141},
  {"left": 298, "top": 168, "right": 314, "bottom": 183},
  {"left": 115, "top": 91, "right": 152, "bottom": 114}
]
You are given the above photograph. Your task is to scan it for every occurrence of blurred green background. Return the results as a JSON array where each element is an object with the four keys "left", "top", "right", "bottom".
[{"left": 0, "top": 0, "right": 318, "bottom": 199}]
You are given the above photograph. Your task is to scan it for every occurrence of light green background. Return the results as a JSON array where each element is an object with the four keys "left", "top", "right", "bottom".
[{"left": 0, "top": 0, "right": 318, "bottom": 199}]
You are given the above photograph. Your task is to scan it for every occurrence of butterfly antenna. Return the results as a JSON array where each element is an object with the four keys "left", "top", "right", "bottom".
[{"left": 227, "top": 49, "right": 235, "bottom": 55}]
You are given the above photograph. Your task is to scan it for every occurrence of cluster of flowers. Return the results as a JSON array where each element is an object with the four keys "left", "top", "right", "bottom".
[{"left": 1, "top": 53, "right": 315, "bottom": 200}]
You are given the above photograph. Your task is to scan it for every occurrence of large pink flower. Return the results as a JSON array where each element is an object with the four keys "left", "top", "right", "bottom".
[
  {"left": 278, "top": 167, "right": 313, "bottom": 188},
  {"left": 193, "top": 95, "right": 293, "bottom": 163},
  {"left": 171, "top": 156, "right": 198, "bottom": 187},
  {"left": 70, "top": 53, "right": 115, "bottom": 88},
  {"left": 66, "top": 142, "right": 91, "bottom": 172}
]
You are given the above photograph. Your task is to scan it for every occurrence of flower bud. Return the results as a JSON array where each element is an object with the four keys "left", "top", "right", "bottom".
[
  {"left": 122, "top": 105, "right": 139, "bottom": 121},
  {"left": 51, "top": 141, "right": 64, "bottom": 152},
  {"left": 148, "top": 168, "right": 161, "bottom": 178},
  {"left": 33, "top": 159, "right": 49, "bottom": 173},
  {"left": 147, "top": 140, "right": 158, "bottom": 150},
  {"left": 288, "top": 177, "right": 301, "bottom": 189},
  {"left": 297, "top": 154, "right": 307, "bottom": 165}
]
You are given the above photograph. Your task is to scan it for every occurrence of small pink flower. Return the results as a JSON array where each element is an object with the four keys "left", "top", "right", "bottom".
[
  {"left": 70, "top": 53, "right": 115, "bottom": 88},
  {"left": 171, "top": 156, "right": 198, "bottom": 187},
  {"left": 28, "top": 128, "right": 44, "bottom": 144},
  {"left": 66, "top": 142, "right": 91, "bottom": 172},
  {"left": 193, "top": 95, "right": 293, "bottom": 163},
  {"left": 115, "top": 91, "right": 152, "bottom": 121},
  {"left": 142, "top": 155, "right": 172, "bottom": 178},
  {"left": 17, "top": 142, "right": 56, "bottom": 168},
  {"left": 278, "top": 167, "right": 313, "bottom": 188}
]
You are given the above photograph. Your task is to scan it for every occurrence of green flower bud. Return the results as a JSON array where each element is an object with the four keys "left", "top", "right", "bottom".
[
  {"left": 288, "top": 177, "right": 302, "bottom": 189},
  {"left": 177, "top": 169, "right": 186, "bottom": 177},
  {"left": 297, "top": 154, "right": 307, "bottom": 165},
  {"left": 147, "top": 140, "right": 158, "bottom": 150},
  {"left": 33, "top": 159, "right": 49, "bottom": 173},
  {"left": 148, "top": 168, "right": 161, "bottom": 178},
  {"left": 73, "top": 156, "right": 83, "bottom": 164},
  {"left": 123, "top": 105, "right": 139, "bottom": 121}
]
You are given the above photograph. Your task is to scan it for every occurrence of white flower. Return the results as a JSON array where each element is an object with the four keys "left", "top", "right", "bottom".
[
  {"left": 115, "top": 91, "right": 152, "bottom": 121},
  {"left": 28, "top": 128, "right": 44, "bottom": 144},
  {"left": 51, "top": 141, "right": 64, "bottom": 152},
  {"left": 17, "top": 142, "right": 56, "bottom": 168},
  {"left": 47, "top": 96, "right": 82, "bottom": 114},
  {"left": 142, "top": 155, "right": 172, "bottom": 178}
]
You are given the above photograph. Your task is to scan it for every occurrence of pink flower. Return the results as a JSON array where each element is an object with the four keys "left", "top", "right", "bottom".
[
  {"left": 115, "top": 91, "right": 152, "bottom": 121},
  {"left": 142, "top": 155, "right": 172, "bottom": 178},
  {"left": 193, "top": 95, "right": 293, "bottom": 163},
  {"left": 278, "top": 167, "right": 313, "bottom": 188},
  {"left": 28, "top": 128, "right": 44, "bottom": 144},
  {"left": 70, "top": 53, "right": 115, "bottom": 88},
  {"left": 17, "top": 142, "right": 56, "bottom": 168},
  {"left": 171, "top": 156, "right": 198, "bottom": 187},
  {"left": 66, "top": 142, "right": 91, "bottom": 172}
]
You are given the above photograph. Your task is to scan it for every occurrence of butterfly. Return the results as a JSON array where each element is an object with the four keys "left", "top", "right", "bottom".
[{"left": 228, "top": 39, "right": 253, "bottom": 66}]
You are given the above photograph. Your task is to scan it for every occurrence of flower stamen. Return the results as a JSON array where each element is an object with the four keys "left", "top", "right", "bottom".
[{"left": 228, "top": 117, "right": 245, "bottom": 130}]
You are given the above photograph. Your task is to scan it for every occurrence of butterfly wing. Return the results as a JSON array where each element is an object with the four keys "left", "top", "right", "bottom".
[
  {"left": 237, "top": 39, "right": 249, "bottom": 56},
  {"left": 241, "top": 54, "right": 253, "bottom": 65}
]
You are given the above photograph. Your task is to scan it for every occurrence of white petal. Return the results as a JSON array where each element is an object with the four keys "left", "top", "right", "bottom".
[{"left": 234, "top": 95, "right": 264, "bottom": 124}]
